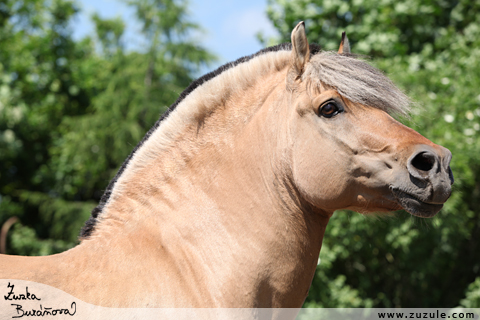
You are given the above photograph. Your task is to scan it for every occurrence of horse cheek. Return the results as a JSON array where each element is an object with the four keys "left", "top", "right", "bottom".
[{"left": 291, "top": 136, "right": 351, "bottom": 211}]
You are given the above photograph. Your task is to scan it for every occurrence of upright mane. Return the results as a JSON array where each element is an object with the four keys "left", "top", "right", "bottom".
[
  {"left": 80, "top": 43, "right": 307, "bottom": 238},
  {"left": 80, "top": 43, "right": 409, "bottom": 239}
]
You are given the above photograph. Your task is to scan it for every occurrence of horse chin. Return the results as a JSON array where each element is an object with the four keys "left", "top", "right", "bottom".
[{"left": 391, "top": 189, "right": 444, "bottom": 218}]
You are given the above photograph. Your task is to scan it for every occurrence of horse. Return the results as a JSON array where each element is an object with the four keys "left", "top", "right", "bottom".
[{"left": 0, "top": 22, "right": 453, "bottom": 311}]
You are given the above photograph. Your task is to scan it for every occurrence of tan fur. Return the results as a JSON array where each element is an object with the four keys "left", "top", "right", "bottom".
[{"left": 106, "top": 50, "right": 292, "bottom": 213}]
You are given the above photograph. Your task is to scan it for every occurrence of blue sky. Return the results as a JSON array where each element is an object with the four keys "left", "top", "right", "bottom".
[{"left": 73, "top": 0, "right": 279, "bottom": 71}]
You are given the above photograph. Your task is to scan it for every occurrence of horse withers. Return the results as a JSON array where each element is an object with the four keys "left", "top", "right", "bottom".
[{"left": 0, "top": 22, "right": 453, "bottom": 311}]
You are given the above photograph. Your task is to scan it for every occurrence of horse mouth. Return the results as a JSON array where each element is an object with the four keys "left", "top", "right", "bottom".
[{"left": 391, "top": 188, "right": 443, "bottom": 218}]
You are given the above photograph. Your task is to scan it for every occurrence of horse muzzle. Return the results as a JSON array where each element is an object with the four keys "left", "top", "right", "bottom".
[{"left": 392, "top": 144, "right": 453, "bottom": 217}]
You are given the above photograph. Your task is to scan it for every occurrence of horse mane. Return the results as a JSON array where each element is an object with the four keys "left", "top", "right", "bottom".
[
  {"left": 79, "top": 42, "right": 409, "bottom": 239},
  {"left": 80, "top": 43, "right": 317, "bottom": 238}
]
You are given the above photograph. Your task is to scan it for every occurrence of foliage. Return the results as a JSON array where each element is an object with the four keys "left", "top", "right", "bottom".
[
  {"left": 265, "top": 0, "right": 480, "bottom": 58},
  {"left": 0, "top": 0, "right": 214, "bottom": 255},
  {"left": 265, "top": 0, "right": 480, "bottom": 308},
  {"left": 460, "top": 277, "right": 480, "bottom": 308}
]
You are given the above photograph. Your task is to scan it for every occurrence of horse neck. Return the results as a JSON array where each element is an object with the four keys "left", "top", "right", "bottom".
[{"left": 86, "top": 54, "right": 331, "bottom": 307}]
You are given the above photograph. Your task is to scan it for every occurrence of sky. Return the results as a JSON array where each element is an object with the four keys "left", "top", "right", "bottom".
[{"left": 72, "top": 0, "right": 279, "bottom": 71}]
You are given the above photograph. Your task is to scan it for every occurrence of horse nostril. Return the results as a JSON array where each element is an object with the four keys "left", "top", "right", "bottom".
[
  {"left": 407, "top": 145, "right": 453, "bottom": 196},
  {"left": 448, "top": 166, "right": 454, "bottom": 185},
  {"left": 411, "top": 152, "right": 435, "bottom": 172}
]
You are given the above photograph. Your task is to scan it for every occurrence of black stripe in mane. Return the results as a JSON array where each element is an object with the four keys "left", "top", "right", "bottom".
[{"left": 80, "top": 43, "right": 321, "bottom": 238}]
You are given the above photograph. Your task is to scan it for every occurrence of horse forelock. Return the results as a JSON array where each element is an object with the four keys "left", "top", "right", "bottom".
[
  {"left": 79, "top": 44, "right": 409, "bottom": 239},
  {"left": 304, "top": 52, "right": 411, "bottom": 116}
]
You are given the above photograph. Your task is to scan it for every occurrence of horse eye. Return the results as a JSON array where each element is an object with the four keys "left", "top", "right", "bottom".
[{"left": 319, "top": 102, "right": 340, "bottom": 118}]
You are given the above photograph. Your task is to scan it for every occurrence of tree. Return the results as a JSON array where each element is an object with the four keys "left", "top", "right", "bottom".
[
  {"left": 265, "top": 0, "right": 480, "bottom": 58},
  {"left": 265, "top": 0, "right": 480, "bottom": 308},
  {"left": 0, "top": 0, "right": 93, "bottom": 255},
  {"left": 0, "top": 0, "right": 214, "bottom": 255}
]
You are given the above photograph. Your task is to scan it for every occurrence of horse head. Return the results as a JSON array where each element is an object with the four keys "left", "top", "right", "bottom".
[{"left": 285, "top": 22, "right": 453, "bottom": 218}]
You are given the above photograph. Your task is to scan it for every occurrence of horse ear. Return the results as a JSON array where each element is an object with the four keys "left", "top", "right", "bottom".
[
  {"left": 338, "top": 32, "right": 351, "bottom": 54},
  {"left": 290, "top": 21, "right": 310, "bottom": 77}
]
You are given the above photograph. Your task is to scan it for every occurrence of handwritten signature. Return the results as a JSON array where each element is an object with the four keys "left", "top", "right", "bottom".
[
  {"left": 4, "top": 283, "right": 41, "bottom": 301},
  {"left": 3, "top": 282, "right": 76, "bottom": 318},
  {"left": 10, "top": 303, "right": 76, "bottom": 318}
]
